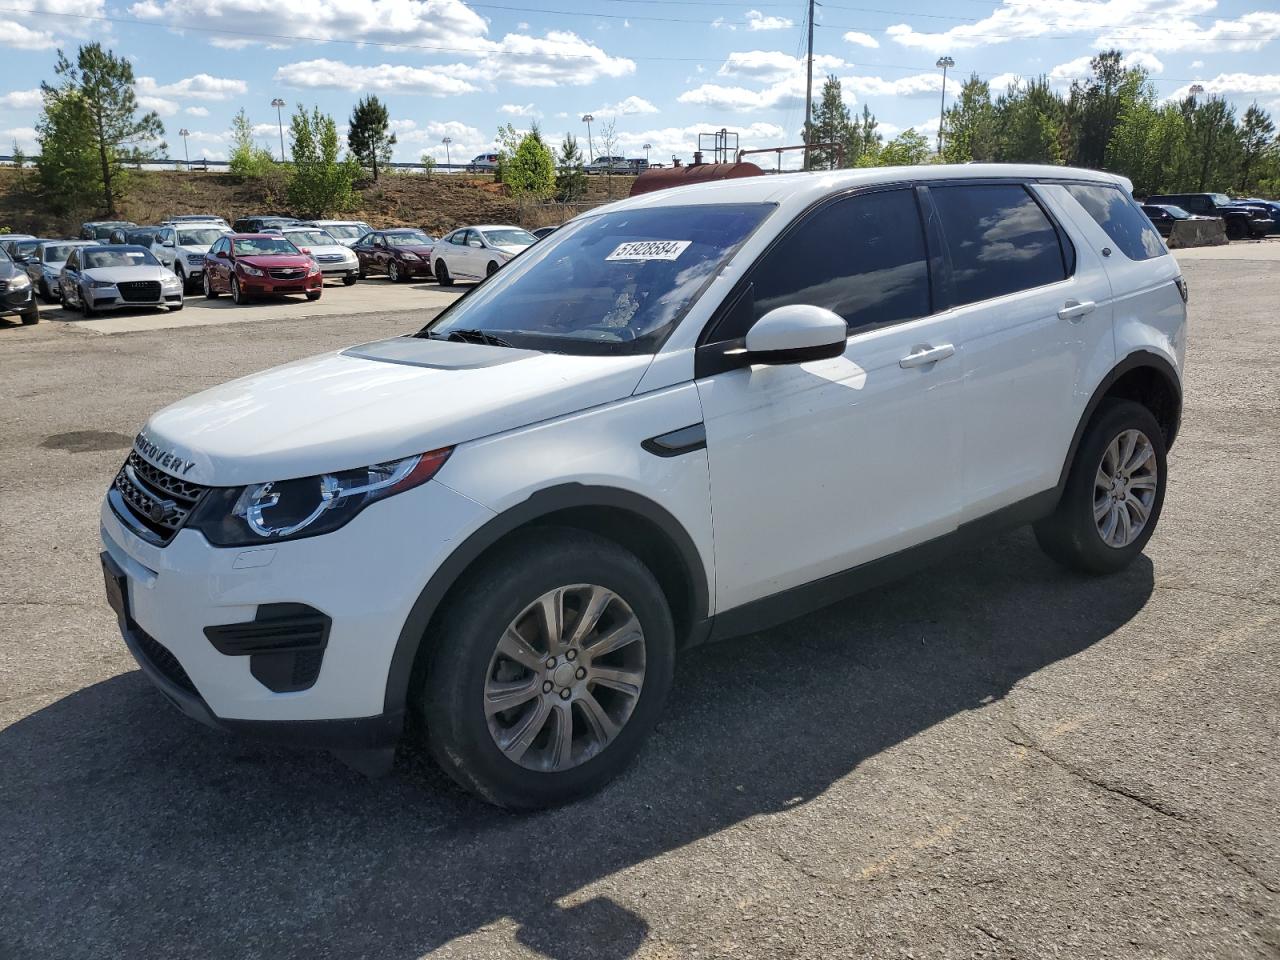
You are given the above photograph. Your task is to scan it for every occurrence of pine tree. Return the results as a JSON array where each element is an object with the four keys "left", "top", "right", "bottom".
[
  {"left": 1237, "top": 103, "right": 1276, "bottom": 194},
  {"left": 38, "top": 42, "right": 164, "bottom": 215},
  {"left": 805, "top": 75, "right": 852, "bottom": 169},
  {"left": 347, "top": 95, "right": 396, "bottom": 181},
  {"left": 942, "top": 75, "right": 997, "bottom": 163},
  {"left": 556, "top": 133, "right": 587, "bottom": 202},
  {"left": 504, "top": 122, "right": 556, "bottom": 199}
]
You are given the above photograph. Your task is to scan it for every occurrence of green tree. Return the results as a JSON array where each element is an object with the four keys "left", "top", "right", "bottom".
[
  {"left": 556, "top": 132, "right": 587, "bottom": 202},
  {"left": 1188, "top": 95, "right": 1239, "bottom": 191},
  {"left": 228, "top": 108, "right": 277, "bottom": 177},
  {"left": 1066, "top": 50, "right": 1130, "bottom": 169},
  {"left": 804, "top": 75, "right": 852, "bottom": 169},
  {"left": 11, "top": 140, "right": 26, "bottom": 170},
  {"left": 347, "top": 95, "right": 396, "bottom": 181},
  {"left": 1236, "top": 103, "right": 1276, "bottom": 194},
  {"left": 942, "top": 74, "right": 998, "bottom": 163},
  {"left": 419, "top": 152, "right": 437, "bottom": 177},
  {"left": 877, "top": 129, "right": 932, "bottom": 166},
  {"left": 39, "top": 42, "right": 164, "bottom": 215},
  {"left": 504, "top": 122, "right": 556, "bottom": 199},
  {"left": 286, "top": 104, "right": 359, "bottom": 217},
  {"left": 849, "top": 104, "right": 883, "bottom": 166},
  {"left": 35, "top": 84, "right": 97, "bottom": 212},
  {"left": 996, "top": 78, "right": 1064, "bottom": 164}
]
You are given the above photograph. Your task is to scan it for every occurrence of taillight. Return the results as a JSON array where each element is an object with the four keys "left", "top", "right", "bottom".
[{"left": 1174, "top": 276, "right": 1188, "bottom": 303}]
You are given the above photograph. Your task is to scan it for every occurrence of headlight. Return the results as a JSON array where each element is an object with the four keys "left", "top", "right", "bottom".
[
  {"left": 90, "top": 279, "right": 115, "bottom": 289},
  {"left": 10, "top": 273, "right": 30, "bottom": 290},
  {"left": 400, "top": 252, "right": 420, "bottom": 261},
  {"left": 163, "top": 273, "right": 181, "bottom": 286},
  {"left": 187, "top": 448, "right": 452, "bottom": 546},
  {"left": 238, "top": 263, "right": 264, "bottom": 277}
]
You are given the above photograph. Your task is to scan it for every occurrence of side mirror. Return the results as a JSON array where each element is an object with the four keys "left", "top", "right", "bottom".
[
  {"left": 163, "top": 239, "right": 175, "bottom": 246},
  {"left": 301, "top": 248, "right": 311, "bottom": 255},
  {"left": 744, "top": 305, "right": 848, "bottom": 364},
  {"left": 216, "top": 249, "right": 229, "bottom": 259},
  {"left": 468, "top": 239, "right": 483, "bottom": 248}
]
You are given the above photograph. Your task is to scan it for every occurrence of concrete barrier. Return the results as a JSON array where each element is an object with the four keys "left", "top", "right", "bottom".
[{"left": 1168, "top": 218, "right": 1227, "bottom": 248}]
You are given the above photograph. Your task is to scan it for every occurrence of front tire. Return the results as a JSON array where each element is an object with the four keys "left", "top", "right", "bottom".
[
  {"left": 203, "top": 270, "right": 218, "bottom": 299},
  {"left": 388, "top": 261, "right": 402, "bottom": 283},
  {"left": 231, "top": 276, "right": 247, "bottom": 305},
  {"left": 343, "top": 274, "right": 357, "bottom": 286},
  {"left": 20, "top": 305, "right": 38, "bottom": 325},
  {"left": 486, "top": 260, "right": 499, "bottom": 278},
  {"left": 306, "top": 290, "right": 321, "bottom": 301},
  {"left": 418, "top": 529, "right": 675, "bottom": 809},
  {"left": 1034, "top": 399, "right": 1167, "bottom": 575},
  {"left": 434, "top": 259, "right": 454, "bottom": 286}
]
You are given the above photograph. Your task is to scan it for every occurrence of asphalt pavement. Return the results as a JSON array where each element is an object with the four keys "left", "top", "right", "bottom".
[{"left": 0, "top": 255, "right": 1276, "bottom": 959}]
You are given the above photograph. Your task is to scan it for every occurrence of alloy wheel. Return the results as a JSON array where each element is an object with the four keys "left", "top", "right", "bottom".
[
  {"left": 1094, "top": 428, "right": 1158, "bottom": 548},
  {"left": 389, "top": 261, "right": 400, "bottom": 282},
  {"left": 483, "top": 584, "right": 646, "bottom": 773}
]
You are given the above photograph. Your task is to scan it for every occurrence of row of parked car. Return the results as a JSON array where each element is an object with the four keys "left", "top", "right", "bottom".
[
  {"left": 1, "top": 214, "right": 547, "bottom": 323},
  {"left": 1138, "top": 192, "right": 1280, "bottom": 240}
]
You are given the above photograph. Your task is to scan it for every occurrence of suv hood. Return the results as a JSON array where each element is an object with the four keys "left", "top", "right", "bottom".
[{"left": 139, "top": 337, "right": 653, "bottom": 486}]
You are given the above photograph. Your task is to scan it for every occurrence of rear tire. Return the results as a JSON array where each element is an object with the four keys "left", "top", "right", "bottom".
[
  {"left": 1225, "top": 217, "right": 1246, "bottom": 241},
  {"left": 1034, "top": 399, "right": 1167, "bottom": 575},
  {"left": 418, "top": 528, "right": 675, "bottom": 809},
  {"left": 435, "top": 260, "right": 454, "bottom": 286}
]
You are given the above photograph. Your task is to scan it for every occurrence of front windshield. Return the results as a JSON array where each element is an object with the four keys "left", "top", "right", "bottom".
[
  {"left": 322, "top": 224, "right": 365, "bottom": 239},
  {"left": 286, "top": 230, "right": 336, "bottom": 247},
  {"left": 178, "top": 228, "right": 223, "bottom": 246},
  {"left": 420, "top": 202, "right": 774, "bottom": 356},
  {"left": 0, "top": 247, "right": 10, "bottom": 264},
  {"left": 386, "top": 232, "right": 433, "bottom": 246},
  {"left": 12, "top": 240, "right": 40, "bottom": 257},
  {"left": 84, "top": 248, "right": 159, "bottom": 268},
  {"left": 1163, "top": 205, "right": 1190, "bottom": 218},
  {"left": 233, "top": 237, "right": 301, "bottom": 256},
  {"left": 92, "top": 224, "right": 129, "bottom": 239},
  {"left": 482, "top": 228, "right": 537, "bottom": 247},
  {"left": 44, "top": 243, "right": 81, "bottom": 262}
]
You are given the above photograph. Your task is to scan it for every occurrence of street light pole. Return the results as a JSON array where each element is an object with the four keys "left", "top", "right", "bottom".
[
  {"left": 935, "top": 56, "right": 955, "bottom": 156},
  {"left": 271, "top": 98, "right": 286, "bottom": 162},
  {"left": 581, "top": 114, "right": 595, "bottom": 163},
  {"left": 442, "top": 136, "right": 452, "bottom": 170},
  {"left": 643, "top": 142, "right": 651, "bottom": 165},
  {"left": 178, "top": 128, "right": 190, "bottom": 170}
]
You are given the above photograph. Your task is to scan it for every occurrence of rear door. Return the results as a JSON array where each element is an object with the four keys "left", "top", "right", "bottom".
[
  {"left": 697, "top": 186, "right": 963, "bottom": 613},
  {"left": 926, "top": 181, "right": 1115, "bottom": 521}
]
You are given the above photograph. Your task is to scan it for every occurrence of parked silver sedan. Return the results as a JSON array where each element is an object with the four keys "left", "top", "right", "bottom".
[
  {"left": 58, "top": 245, "right": 184, "bottom": 317},
  {"left": 26, "top": 240, "right": 98, "bottom": 303}
]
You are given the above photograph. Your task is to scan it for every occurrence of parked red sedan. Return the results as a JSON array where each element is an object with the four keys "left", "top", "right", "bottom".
[{"left": 202, "top": 233, "right": 323, "bottom": 305}]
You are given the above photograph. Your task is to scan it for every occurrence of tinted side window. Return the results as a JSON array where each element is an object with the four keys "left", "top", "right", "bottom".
[
  {"left": 1065, "top": 184, "right": 1165, "bottom": 261},
  {"left": 931, "top": 184, "right": 1067, "bottom": 306},
  {"left": 725, "top": 188, "right": 930, "bottom": 339}
]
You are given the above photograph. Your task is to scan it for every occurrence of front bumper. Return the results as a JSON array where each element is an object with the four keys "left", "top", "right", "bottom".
[
  {"left": 2, "top": 282, "right": 36, "bottom": 316},
  {"left": 99, "top": 478, "right": 495, "bottom": 730},
  {"left": 87, "top": 286, "right": 183, "bottom": 310},
  {"left": 240, "top": 273, "right": 324, "bottom": 296}
]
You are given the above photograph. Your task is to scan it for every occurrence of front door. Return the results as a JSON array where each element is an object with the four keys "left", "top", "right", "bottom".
[{"left": 696, "top": 187, "right": 963, "bottom": 614}]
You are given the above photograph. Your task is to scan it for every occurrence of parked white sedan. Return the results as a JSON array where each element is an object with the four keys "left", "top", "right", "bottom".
[
  {"left": 280, "top": 226, "right": 360, "bottom": 285},
  {"left": 430, "top": 224, "right": 538, "bottom": 285}
]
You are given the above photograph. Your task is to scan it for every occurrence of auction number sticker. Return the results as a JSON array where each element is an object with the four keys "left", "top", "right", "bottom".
[{"left": 606, "top": 240, "right": 692, "bottom": 262}]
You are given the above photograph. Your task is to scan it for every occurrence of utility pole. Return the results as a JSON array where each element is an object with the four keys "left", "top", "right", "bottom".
[
  {"left": 803, "top": 0, "right": 815, "bottom": 170},
  {"left": 582, "top": 114, "right": 595, "bottom": 162},
  {"left": 935, "top": 57, "right": 954, "bottom": 156},
  {"left": 271, "top": 98, "right": 286, "bottom": 162},
  {"left": 442, "top": 136, "right": 452, "bottom": 170},
  {"left": 178, "top": 128, "right": 190, "bottom": 170}
]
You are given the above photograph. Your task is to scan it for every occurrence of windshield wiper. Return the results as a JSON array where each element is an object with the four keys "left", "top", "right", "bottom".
[{"left": 428, "top": 328, "right": 515, "bottom": 348}]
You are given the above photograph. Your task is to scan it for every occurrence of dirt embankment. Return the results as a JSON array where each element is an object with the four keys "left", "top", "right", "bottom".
[{"left": 0, "top": 167, "right": 637, "bottom": 238}]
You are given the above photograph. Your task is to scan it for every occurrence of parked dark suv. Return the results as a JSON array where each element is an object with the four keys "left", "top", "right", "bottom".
[
  {"left": 1144, "top": 193, "right": 1271, "bottom": 240},
  {"left": 231, "top": 216, "right": 302, "bottom": 234}
]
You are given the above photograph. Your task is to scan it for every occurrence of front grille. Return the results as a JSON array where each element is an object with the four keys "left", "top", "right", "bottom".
[
  {"left": 186, "top": 254, "right": 204, "bottom": 264},
  {"left": 0, "top": 280, "right": 8, "bottom": 293},
  {"left": 112, "top": 451, "right": 209, "bottom": 545},
  {"left": 317, "top": 254, "right": 345, "bottom": 263},
  {"left": 134, "top": 625, "right": 198, "bottom": 694},
  {"left": 118, "top": 280, "right": 161, "bottom": 303},
  {"left": 269, "top": 267, "right": 305, "bottom": 280}
]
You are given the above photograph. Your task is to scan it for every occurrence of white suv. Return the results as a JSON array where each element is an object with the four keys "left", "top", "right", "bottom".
[
  {"left": 152, "top": 223, "right": 227, "bottom": 291},
  {"left": 100, "top": 165, "right": 1186, "bottom": 808}
]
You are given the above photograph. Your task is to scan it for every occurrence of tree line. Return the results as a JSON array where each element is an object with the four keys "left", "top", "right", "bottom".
[{"left": 803, "top": 50, "right": 1280, "bottom": 197}]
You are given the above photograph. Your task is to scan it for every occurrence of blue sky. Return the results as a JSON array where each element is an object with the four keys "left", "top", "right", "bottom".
[{"left": 2, "top": 0, "right": 1279, "bottom": 170}]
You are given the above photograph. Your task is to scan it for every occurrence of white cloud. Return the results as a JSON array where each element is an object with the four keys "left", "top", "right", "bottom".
[
  {"left": 843, "top": 31, "right": 880, "bottom": 49},
  {"left": 393, "top": 119, "right": 491, "bottom": 163},
  {"left": 592, "top": 96, "right": 659, "bottom": 116},
  {"left": 0, "top": 88, "right": 43, "bottom": 109},
  {"left": 184, "top": 105, "right": 210, "bottom": 117},
  {"left": 1048, "top": 50, "right": 1164, "bottom": 81},
  {"left": 2, "top": 126, "right": 39, "bottom": 151},
  {"left": 138, "top": 96, "right": 179, "bottom": 116},
  {"left": 746, "top": 9, "right": 793, "bottom": 31},
  {"left": 717, "top": 50, "right": 844, "bottom": 82},
  {"left": 1167, "top": 72, "right": 1280, "bottom": 99},
  {"left": 129, "top": 0, "right": 489, "bottom": 48},
  {"left": 887, "top": 0, "right": 1280, "bottom": 54},
  {"left": 0, "top": 22, "right": 57, "bottom": 50},
  {"left": 274, "top": 59, "right": 479, "bottom": 96},
  {"left": 135, "top": 74, "right": 248, "bottom": 101},
  {"left": 1190, "top": 59, "right": 1204, "bottom": 68},
  {"left": 841, "top": 73, "right": 945, "bottom": 97},
  {"left": 678, "top": 78, "right": 807, "bottom": 113},
  {"left": 986, "top": 72, "right": 1025, "bottom": 92},
  {"left": 477, "top": 30, "right": 636, "bottom": 87},
  {"left": 500, "top": 103, "right": 541, "bottom": 117},
  {"left": 711, "top": 17, "right": 736, "bottom": 31}
]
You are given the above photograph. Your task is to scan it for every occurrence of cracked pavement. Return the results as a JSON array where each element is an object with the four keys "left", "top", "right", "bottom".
[{"left": 0, "top": 258, "right": 1277, "bottom": 959}]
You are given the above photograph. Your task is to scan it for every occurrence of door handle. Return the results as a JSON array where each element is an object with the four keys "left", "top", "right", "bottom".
[
  {"left": 1058, "top": 299, "right": 1096, "bottom": 322},
  {"left": 899, "top": 343, "right": 955, "bottom": 369}
]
